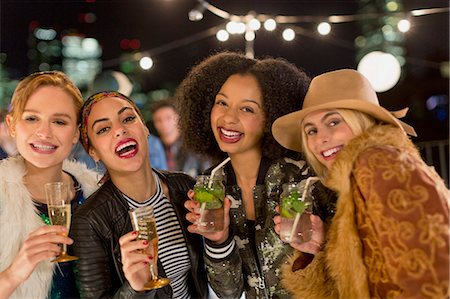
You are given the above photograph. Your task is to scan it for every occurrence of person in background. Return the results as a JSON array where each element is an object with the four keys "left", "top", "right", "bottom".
[
  {"left": 71, "top": 91, "right": 208, "bottom": 298},
  {"left": 152, "top": 97, "right": 209, "bottom": 177},
  {"left": 0, "top": 71, "right": 98, "bottom": 299},
  {"left": 272, "top": 69, "right": 449, "bottom": 298},
  {"left": 147, "top": 132, "right": 168, "bottom": 170},
  {"left": 176, "top": 51, "right": 335, "bottom": 298}
]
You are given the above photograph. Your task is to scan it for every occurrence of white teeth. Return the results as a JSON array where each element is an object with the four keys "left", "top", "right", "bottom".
[
  {"left": 220, "top": 128, "right": 240, "bottom": 137},
  {"left": 33, "top": 144, "right": 56, "bottom": 150},
  {"left": 116, "top": 141, "right": 136, "bottom": 152},
  {"left": 119, "top": 149, "right": 134, "bottom": 157},
  {"left": 323, "top": 147, "right": 340, "bottom": 157}
]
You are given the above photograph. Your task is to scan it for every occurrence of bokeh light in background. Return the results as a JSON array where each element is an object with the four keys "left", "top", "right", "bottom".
[{"left": 357, "top": 51, "right": 401, "bottom": 92}]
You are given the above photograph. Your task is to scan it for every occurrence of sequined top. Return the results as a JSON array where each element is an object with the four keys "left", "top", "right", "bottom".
[{"left": 35, "top": 174, "right": 85, "bottom": 299}]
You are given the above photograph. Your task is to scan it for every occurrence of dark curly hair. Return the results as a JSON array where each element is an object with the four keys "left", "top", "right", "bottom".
[{"left": 175, "top": 51, "right": 310, "bottom": 164}]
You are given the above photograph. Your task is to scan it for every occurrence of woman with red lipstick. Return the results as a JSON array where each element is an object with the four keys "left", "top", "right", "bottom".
[
  {"left": 176, "top": 52, "right": 336, "bottom": 298},
  {"left": 71, "top": 91, "right": 208, "bottom": 298},
  {"left": 0, "top": 71, "right": 98, "bottom": 299},
  {"left": 272, "top": 69, "right": 449, "bottom": 298}
]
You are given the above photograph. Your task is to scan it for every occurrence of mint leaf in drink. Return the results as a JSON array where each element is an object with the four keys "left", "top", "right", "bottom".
[{"left": 292, "top": 200, "right": 307, "bottom": 214}]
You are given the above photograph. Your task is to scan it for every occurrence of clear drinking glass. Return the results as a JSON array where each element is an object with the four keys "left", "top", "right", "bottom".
[
  {"left": 129, "top": 206, "right": 170, "bottom": 290},
  {"left": 193, "top": 175, "right": 225, "bottom": 232},
  {"left": 45, "top": 182, "right": 78, "bottom": 262},
  {"left": 279, "top": 177, "right": 319, "bottom": 244}
]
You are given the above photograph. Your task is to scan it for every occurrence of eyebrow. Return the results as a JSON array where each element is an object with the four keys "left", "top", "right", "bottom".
[
  {"left": 91, "top": 106, "right": 133, "bottom": 129},
  {"left": 215, "top": 92, "right": 262, "bottom": 108},
  {"left": 303, "top": 111, "right": 340, "bottom": 128}
]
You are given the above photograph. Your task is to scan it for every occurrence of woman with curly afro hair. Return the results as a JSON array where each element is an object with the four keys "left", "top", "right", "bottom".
[{"left": 176, "top": 52, "right": 336, "bottom": 299}]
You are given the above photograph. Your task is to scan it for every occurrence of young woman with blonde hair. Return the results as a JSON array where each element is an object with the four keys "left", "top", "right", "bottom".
[
  {"left": 272, "top": 69, "right": 449, "bottom": 298},
  {"left": 0, "top": 71, "right": 98, "bottom": 299}
]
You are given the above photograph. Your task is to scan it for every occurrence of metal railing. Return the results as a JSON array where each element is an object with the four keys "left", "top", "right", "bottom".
[{"left": 416, "top": 139, "right": 449, "bottom": 187}]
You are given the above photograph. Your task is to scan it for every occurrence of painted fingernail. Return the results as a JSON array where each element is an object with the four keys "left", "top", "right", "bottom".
[
  {"left": 148, "top": 255, "right": 153, "bottom": 260},
  {"left": 132, "top": 231, "right": 138, "bottom": 236},
  {"left": 142, "top": 240, "right": 148, "bottom": 245}
]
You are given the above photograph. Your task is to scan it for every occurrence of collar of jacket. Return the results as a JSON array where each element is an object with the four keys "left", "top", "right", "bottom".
[{"left": 222, "top": 155, "right": 272, "bottom": 186}]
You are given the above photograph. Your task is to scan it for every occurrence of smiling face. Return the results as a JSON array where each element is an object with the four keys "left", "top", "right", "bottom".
[
  {"left": 7, "top": 86, "right": 79, "bottom": 169},
  {"left": 210, "top": 74, "right": 265, "bottom": 158},
  {"left": 303, "top": 109, "right": 355, "bottom": 169},
  {"left": 86, "top": 96, "right": 149, "bottom": 174}
]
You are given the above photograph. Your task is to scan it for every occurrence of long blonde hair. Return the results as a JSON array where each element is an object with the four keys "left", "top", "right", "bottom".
[{"left": 301, "top": 108, "right": 377, "bottom": 178}]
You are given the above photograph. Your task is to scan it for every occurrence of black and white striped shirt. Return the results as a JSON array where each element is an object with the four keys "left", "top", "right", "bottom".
[{"left": 124, "top": 172, "right": 191, "bottom": 299}]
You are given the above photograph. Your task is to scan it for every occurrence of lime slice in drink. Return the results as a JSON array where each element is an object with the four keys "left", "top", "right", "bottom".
[
  {"left": 281, "top": 206, "right": 295, "bottom": 218},
  {"left": 206, "top": 197, "right": 223, "bottom": 209},
  {"left": 194, "top": 188, "right": 214, "bottom": 203}
]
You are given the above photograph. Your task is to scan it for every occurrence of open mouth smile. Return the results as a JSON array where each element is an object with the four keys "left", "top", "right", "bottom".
[
  {"left": 30, "top": 142, "right": 57, "bottom": 154},
  {"left": 321, "top": 145, "right": 343, "bottom": 159},
  {"left": 115, "top": 138, "right": 138, "bottom": 158},
  {"left": 219, "top": 127, "right": 242, "bottom": 143}
]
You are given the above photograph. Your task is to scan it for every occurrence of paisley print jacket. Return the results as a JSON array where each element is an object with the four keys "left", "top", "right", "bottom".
[{"left": 282, "top": 125, "right": 450, "bottom": 299}]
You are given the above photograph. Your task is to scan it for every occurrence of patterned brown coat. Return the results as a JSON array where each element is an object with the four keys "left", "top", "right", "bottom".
[{"left": 282, "top": 125, "right": 449, "bottom": 299}]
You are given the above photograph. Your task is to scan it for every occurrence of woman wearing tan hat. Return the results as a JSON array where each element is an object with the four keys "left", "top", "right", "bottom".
[{"left": 272, "top": 69, "right": 449, "bottom": 298}]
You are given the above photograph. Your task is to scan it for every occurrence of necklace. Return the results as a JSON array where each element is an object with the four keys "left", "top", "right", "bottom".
[{"left": 40, "top": 213, "right": 51, "bottom": 225}]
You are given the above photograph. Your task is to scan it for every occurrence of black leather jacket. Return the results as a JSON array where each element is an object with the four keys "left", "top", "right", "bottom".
[{"left": 71, "top": 170, "right": 208, "bottom": 298}]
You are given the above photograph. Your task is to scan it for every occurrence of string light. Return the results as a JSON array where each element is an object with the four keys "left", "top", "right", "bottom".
[
  {"left": 108, "top": 2, "right": 448, "bottom": 71},
  {"left": 216, "top": 29, "right": 229, "bottom": 42},
  {"left": 317, "top": 22, "right": 331, "bottom": 35},
  {"left": 282, "top": 28, "right": 295, "bottom": 41},
  {"left": 185, "top": 0, "right": 448, "bottom": 59},
  {"left": 139, "top": 56, "right": 153, "bottom": 70},
  {"left": 188, "top": 1, "right": 208, "bottom": 21},
  {"left": 263, "top": 19, "right": 276, "bottom": 31},
  {"left": 397, "top": 19, "right": 411, "bottom": 32}
]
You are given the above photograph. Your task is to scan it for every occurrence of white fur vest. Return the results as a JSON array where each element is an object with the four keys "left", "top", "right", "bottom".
[{"left": 0, "top": 156, "right": 98, "bottom": 299}]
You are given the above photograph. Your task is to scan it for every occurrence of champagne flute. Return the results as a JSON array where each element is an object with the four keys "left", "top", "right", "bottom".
[
  {"left": 129, "top": 206, "right": 170, "bottom": 290},
  {"left": 45, "top": 182, "right": 78, "bottom": 262}
]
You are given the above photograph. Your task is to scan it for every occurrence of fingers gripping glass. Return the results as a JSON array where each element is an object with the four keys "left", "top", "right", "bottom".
[
  {"left": 45, "top": 182, "right": 78, "bottom": 262},
  {"left": 129, "top": 206, "right": 170, "bottom": 290}
]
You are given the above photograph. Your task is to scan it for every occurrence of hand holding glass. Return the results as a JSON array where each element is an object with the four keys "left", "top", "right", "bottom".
[
  {"left": 45, "top": 182, "right": 78, "bottom": 262},
  {"left": 129, "top": 206, "right": 170, "bottom": 290},
  {"left": 279, "top": 177, "right": 319, "bottom": 244},
  {"left": 193, "top": 175, "right": 225, "bottom": 232}
]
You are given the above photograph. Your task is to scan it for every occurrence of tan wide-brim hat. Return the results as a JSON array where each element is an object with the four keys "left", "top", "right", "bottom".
[{"left": 272, "top": 69, "right": 417, "bottom": 152}]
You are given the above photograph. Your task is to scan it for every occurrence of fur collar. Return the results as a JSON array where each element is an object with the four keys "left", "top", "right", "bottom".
[
  {"left": 326, "top": 124, "right": 421, "bottom": 191},
  {"left": 0, "top": 156, "right": 98, "bottom": 298}
]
